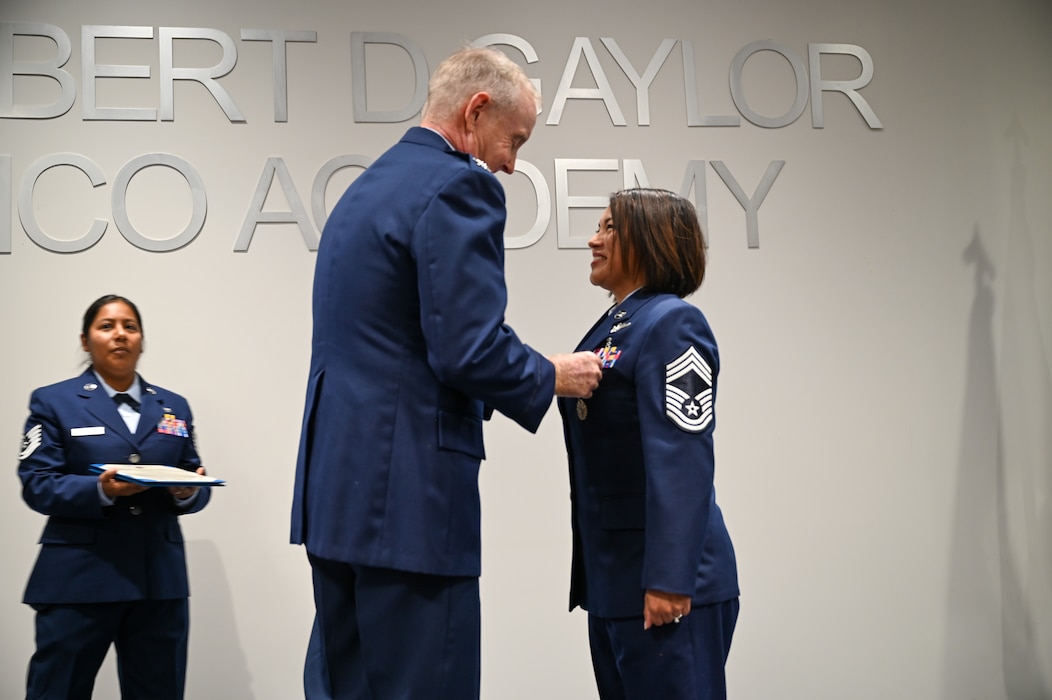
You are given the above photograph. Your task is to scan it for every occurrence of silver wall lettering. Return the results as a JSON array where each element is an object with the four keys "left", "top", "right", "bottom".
[
  {"left": 601, "top": 37, "right": 675, "bottom": 126},
  {"left": 311, "top": 155, "right": 372, "bottom": 233},
  {"left": 1, "top": 29, "right": 884, "bottom": 131},
  {"left": 81, "top": 25, "right": 156, "bottom": 121},
  {"left": 710, "top": 160, "right": 784, "bottom": 248},
  {"left": 504, "top": 160, "right": 551, "bottom": 250},
  {"left": 235, "top": 157, "right": 316, "bottom": 251},
  {"left": 730, "top": 41, "right": 808, "bottom": 129},
  {"left": 350, "top": 32, "right": 428, "bottom": 123},
  {"left": 808, "top": 43, "right": 882, "bottom": 129},
  {"left": 241, "top": 29, "right": 318, "bottom": 123},
  {"left": 681, "top": 39, "right": 740, "bottom": 127},
  {"left": 18, "top": 153, "right": 107, "bottom": 253},
  {"left": 555, "top": 159, "right": 620, "bottom": 248},
  {"left": 555, "top": 158, "right": 777, "bottom": 249},
  {"left": 472, "top": 34, "right": 542, "bottom": 115},
  {"left": 622, "top": 159, "right": 651, "bottom": 190},
  {"left": 2, "top": 152, "right": 786, "bottom": 252},
  {"left": 546, "top": 38, "right": 626, "bottom": 126},
  {"left": 112, "top": 154, "right": 206, "bottom": 252},
  {"left": 0, "top": 22, "right": 75, "bottom": 119},
  {"left": 1, "top": 154, "right": 10, "bottom": 253},
  {"left": 679, "top": 161, "right": 710, "bottom": 245},
  {"left": 159, "top": 27, "right": 245, "bottom": 122},
  {"left": 0, "top": 29, "right": 872, "bottom": 253}
]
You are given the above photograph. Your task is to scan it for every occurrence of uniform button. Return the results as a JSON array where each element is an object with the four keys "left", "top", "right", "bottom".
[
  {"left": 129, "top": 506, "right": 143, "bottom": 516},
  {"left": 129, "top": 453, "right": 141, "bottom": 464}
]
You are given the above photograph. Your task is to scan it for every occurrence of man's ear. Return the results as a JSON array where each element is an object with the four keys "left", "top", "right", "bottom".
[{"left": 464, "top": 92, "right": 491, "bottom": 125}]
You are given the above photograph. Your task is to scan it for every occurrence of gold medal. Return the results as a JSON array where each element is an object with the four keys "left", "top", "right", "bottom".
[{"left": 576, "top": 398, "right": 587, "bottom": 420}]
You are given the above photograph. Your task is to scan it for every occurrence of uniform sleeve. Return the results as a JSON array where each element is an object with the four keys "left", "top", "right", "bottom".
[
  {"left": 634, "top": 303, "right": 720, "bottom": 595},
  {"left": 17, "top": 390, "right": 107, "bottom": 519},
  {"left": 413, "top": 167, "right": 555, "bottom": 432},
  {"left": 172, "top": 401, "right": 210, "bottom": 514}
]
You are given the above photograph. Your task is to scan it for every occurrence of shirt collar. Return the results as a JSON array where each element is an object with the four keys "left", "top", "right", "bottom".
[
  {"left": 92, "top": 370, "right": 142, "bottom": 403},
  {"left": 608, "top": 287, "right": 644, "bottom": 315},
  {"left": 421, "top": 126, "right": 455, "bottom": 151}
]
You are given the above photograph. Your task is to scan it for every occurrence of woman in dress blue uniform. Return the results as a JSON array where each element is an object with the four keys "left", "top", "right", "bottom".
[
  {"left": 559, "top": 189, "right": 740, "bottom": 700},
  {"left": 17, "top": 294, "right": 211, "bottom": 700}
]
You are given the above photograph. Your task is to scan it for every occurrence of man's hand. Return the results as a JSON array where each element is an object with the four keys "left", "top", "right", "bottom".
[{"left": 549, "top": 352, "right": 603, "bottom": 398}]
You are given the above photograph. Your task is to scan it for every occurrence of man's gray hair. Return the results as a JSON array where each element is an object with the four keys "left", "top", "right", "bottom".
[{"left": 422, "top": 46, "right": 539, "bottom": 123}]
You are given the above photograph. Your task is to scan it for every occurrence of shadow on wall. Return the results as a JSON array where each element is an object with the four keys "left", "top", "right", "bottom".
[
  {"left": 993, "top": 116, "right": 1052, "bottom": 699},
  {"left": 944, "top": 225, "right": 1004, "bottom": 698},
  {"left": 186, "top": 540, "right": 255, "bottom": 699},
  {"left": 943, "top": 115, "right": 1052, "bottom": 699}
]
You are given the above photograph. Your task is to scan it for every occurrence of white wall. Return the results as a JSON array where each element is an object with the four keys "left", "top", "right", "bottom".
[{"left": 1, "top": 0, "right": 1050, "bottom": 698}]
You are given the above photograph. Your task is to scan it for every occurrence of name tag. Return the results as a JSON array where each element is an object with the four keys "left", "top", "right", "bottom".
[{"left": 71, "top": 426, "right": 105, "bottom": 437}]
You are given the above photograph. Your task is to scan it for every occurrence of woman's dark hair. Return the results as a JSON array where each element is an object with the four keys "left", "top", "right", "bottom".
[
  {"left": 81, "top": 294, "right": 143, "bottom": 337},
  {"left": 608, "top": 188, "right": 707, "bottom": 298}
]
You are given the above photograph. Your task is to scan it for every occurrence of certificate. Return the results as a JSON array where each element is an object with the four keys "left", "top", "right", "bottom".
[{"left": 90, "top": 463, "right": 225, "bottom": 487}]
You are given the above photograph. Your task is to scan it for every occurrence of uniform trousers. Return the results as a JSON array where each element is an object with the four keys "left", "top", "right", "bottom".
[
  {"left": 305, "top": 553, "right": 481, "bottom": 700},
  {"left": 26, "top": 598, "right": 189, "bottom": 700},
  {"left": 588, "top": 597, "right": 739, "bottom": 700}
]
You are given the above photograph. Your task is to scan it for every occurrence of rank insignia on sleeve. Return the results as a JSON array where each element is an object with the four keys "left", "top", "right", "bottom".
[
  {"left": 665, "top": 346, "right": 713, "bottom": 433},
  {"left": 19, "top": 424, "right": 42, "bottom": 460}
]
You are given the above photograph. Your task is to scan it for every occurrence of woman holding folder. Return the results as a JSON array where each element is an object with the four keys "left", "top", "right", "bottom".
[{"left": 17, "top": 294, "right": 212, "bottom": 700}]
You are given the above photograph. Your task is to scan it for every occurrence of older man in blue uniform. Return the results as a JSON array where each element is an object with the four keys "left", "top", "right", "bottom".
[{"left": 291, "top": 46, "right": 602, "bottom": 700}]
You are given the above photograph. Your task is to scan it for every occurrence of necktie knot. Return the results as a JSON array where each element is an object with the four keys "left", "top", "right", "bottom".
[{"left": 113, "top": 393, "right": 140, "bottom": 412}]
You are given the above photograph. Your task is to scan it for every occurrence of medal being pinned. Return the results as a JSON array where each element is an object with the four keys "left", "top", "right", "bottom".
[{"left": 594, "top": 336, "right": 623, "bottom": 370}]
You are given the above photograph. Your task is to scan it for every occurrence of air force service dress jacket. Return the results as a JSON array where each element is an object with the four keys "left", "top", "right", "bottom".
[
  {"left": 558, "top": 291, "right": 738, "bottom": 618},
  {"left": 18, "top": 369, "right": 209, "bottom": 605},
  {"left": 291, "top": 127, "right": 556, "bottom": 578}
]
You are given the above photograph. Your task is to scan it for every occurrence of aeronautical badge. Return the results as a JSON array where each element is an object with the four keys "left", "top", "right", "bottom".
[
  {"left": 19, "top": 424, "right": 42, "bottom": 460},
  {"left": 472, "top": 156, "right": 491, "bottom": 172},
  {"left": 664, "top": 346, "right": 713, "bottom": 433}
]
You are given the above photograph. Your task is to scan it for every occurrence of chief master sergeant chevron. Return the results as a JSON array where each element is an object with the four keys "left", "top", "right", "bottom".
[{"left": 290, "top": 45, "right": 603, "bottom": 700}]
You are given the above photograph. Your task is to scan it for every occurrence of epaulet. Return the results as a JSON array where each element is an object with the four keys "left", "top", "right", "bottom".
[{"left": 471, "top": 156, "right": 491, "bottom": 173}]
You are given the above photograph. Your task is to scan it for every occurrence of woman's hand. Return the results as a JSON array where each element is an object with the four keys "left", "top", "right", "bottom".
[
  {"left": 643, "top": 589, "right": 692, "bottom": 630},
  {"left": 97, "top": 467, "right": 148, "bottom": 498},
  {"left": 167, "top": 467, "right": 206, "bottom": 501}
]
